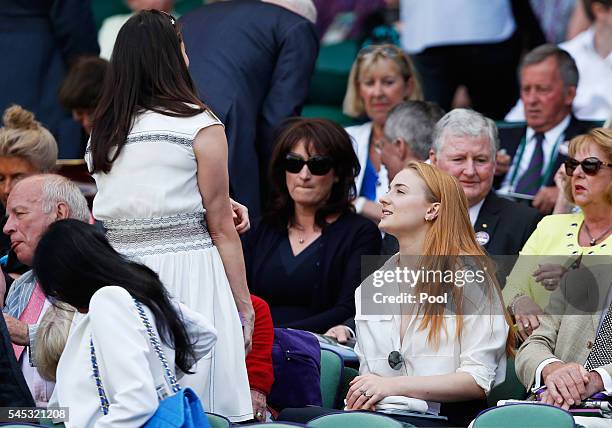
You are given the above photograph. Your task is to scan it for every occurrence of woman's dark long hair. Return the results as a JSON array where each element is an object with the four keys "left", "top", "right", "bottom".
[
  {"left": 265, "top": 118, "right": 361, "bottom": 231},
  {"left": 32, "top": 219, "right": 198, "bottom": 373},
  {"left": 90, "top": 10, "right": 206, "bottom": 173}
]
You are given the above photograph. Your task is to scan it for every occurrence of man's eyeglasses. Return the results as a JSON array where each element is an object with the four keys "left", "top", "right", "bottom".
[
  {"left": 284, "top": 153, "right": 333, "bottom": 176},
  {"left": 564, "top": 157, "right": 612, "bottom": 176}
]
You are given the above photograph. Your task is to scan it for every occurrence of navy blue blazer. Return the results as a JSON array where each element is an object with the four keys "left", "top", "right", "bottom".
[
  {"left": 0, "top": 0, "right": 99, "bottom": 158},
  {"left": 241, "top": 212, "right": 382, "bottom": 333},
  {"left": 180, "top": 0, "right": 319, "bottom": 218},
  {"left": 495, "top": 115, "right": 594, "bottom": 189}
]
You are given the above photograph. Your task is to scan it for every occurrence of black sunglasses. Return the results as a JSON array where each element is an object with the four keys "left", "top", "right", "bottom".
[
  {"left": 284, "top": 153, "right": 333, "bottom": 176},
  {"left": 564, "top": 157, "right": 612, "bottom": 176}
]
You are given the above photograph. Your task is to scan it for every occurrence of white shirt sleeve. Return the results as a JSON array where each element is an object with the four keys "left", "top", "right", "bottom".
[
  {"left": 88, "top": 287, "right": 165, "bottom": 428},
  {"left": 533, "top": 358, "right": 563, "bottom": 389},
  {"left": 593, "top": 368, "right": 612, "bottom": 394},
  {"left": 173, "top": 301, "right": 217, "bottom": 377}
]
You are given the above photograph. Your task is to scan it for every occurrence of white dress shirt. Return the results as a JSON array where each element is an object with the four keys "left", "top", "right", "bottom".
[
  {"left": 49, "top": 286, "right": 217, "bottom": 428},
  {"left": 355, "top": 256, "right": 509, "bottom": 410},
  {"left": 400, "top": 0, "right": 515, "bottom": 54},
  {"left": 499, "top": 115, "right": 571, "bottom": 194},
  {"left": 468, "top": 199, "right": 485, "bottom": 227}
]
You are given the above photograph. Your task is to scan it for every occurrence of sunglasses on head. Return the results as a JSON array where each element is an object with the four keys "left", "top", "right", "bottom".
[
  {"left": 564, "top": 157, "right": 612, "bottom": 176},
  {"left": 284, "top": 153, "right": 333, "bottom": 176},
  {"left": 358, "top": 45, "right": 403, "bottom": 59}
]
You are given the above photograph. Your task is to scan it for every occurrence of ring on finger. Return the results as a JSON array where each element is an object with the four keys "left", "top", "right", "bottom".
[{"left": 364, "top": 391, "right": 373, "bottom": 398}]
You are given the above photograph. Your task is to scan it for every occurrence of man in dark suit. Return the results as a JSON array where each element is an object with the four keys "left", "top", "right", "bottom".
[
  {"left": 180, "top": 0, "right": 319, "bottom": 219},
  {"left": 430, "top": 109, "right": 543, "bottom": 256},
  {"left": 0, "top": 0, "right": 99, "bottom": 159},
  {"left": 496, "top": 44, "right": 594, "bottom": 214}
]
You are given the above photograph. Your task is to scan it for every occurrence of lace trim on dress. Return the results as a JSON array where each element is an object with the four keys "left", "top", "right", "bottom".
[{"left": 104, "top": 212, "right": 213, "bottom": 257}]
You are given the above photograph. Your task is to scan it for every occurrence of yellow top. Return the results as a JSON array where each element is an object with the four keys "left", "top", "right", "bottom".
[{"left": 502, "top": 212, "right": 612, "bottom": 309}]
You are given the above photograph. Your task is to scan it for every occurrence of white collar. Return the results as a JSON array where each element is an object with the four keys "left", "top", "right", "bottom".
[
  {"left": 468, "top": 198, "right": 486, "bottom": 227},
  {"left": 526, "top": 114, "right": 571, "bottom": 145}
]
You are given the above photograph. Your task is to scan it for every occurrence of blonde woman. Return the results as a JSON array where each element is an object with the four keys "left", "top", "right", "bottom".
[
  {"left": 34, "top": 302, "right": 76, "bottom": 382},
  {"left": 347, "top": 162, "right": 513, "bottom": 427},
  {"left": 343, "top": 44, "right": 423, "bottom": 222},
  {"left": 0, "top": 105, "right": 58, "bottom": 279},
  {"left": 503, "top": 128, "right": 612, "bottom": 340}
]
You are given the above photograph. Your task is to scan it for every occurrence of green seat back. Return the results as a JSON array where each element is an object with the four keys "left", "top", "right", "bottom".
[
  {"left": 487, "top": 358, "right": 528, "bottom": 407},
  {"left": 337, "top": 366, "right": 359, "bottom": 409},
  {"left": 307, "top": 411, "right": 404, "bottom": 428},
  {"left": 320, "top": 349, "right": 343, "bottom": 408},
  {"left": 473, "top": 404, "right": 575, "bottom": 428},
  {"left": 246, "top": 423, "right": 306, "bottom": 427},
  {"left": 206, "top": 412, "right": 231, "bottom": 428}
]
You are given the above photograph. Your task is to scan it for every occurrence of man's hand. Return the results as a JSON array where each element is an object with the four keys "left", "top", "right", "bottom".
[
  {"left": 512, "top": 295, "right": 545, "bottom": 341},
  {"left": 541, "top": 362, "right": 589, "bottom": 408},
  {"left": 495, "top": 149, "right": 511, "bottom": 176},
  {"left": 533, "top": 186, "right": 558, "bottom": 214},
  {"left": 250, "top": 389, "right": 267, "bottom": 422},
  {"left": 324, "top": 325, "right": 351, "bottom": 344},
  {"left": 3, "top": 314, "right": 29, "bottom": 346},
  {"left": 230, "top": 198, "right": 250, "bottom": 235}
]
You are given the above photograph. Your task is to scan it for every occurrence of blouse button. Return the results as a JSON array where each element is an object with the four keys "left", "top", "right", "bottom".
[
  {"left": 587, "top": 341, "right": 593, "bottom": 349},
  {"left": 566, "top": 233, "right": 573, "bottom": 237}
]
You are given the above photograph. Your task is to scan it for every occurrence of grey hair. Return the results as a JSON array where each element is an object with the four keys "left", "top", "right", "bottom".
[
  {"left": 432, "top": 109, "right": 499, "bottom": 158},
  {"left": 383, "top": 101, "right": 445, "bottom": 160},
  {"left": 39, "top": 175, "right": 90, "bottom": 223},
  {"left": 520, "top": 44, "right": 579, "bottom": 89}
]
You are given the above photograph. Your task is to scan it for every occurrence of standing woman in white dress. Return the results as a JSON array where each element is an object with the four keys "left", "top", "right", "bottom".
[{"left": 86, "top": 10, "right": 254, "bottom": 422}]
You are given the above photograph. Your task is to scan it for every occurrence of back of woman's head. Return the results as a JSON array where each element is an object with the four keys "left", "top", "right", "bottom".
[
  {"left": 266, "top": 117, "right": 360, "bottom": 229},
  {"left": 90, "top": 10, "right": 205, "bottom": 173},
  {"left": 33, "top": 219, "right": 198, "bottom": 372},
  {"left": 0, "top": 105, "right": 57, "bottom": 172},
  {"left": 35, "top": 302, "right": 76, "bottom": 382}
]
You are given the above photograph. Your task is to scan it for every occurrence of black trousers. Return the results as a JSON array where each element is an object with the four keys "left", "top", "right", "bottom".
[{"left": 410, "top": 33, "right": 520, "bottom": 120}]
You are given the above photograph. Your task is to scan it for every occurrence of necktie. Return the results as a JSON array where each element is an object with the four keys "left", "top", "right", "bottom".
[
  {"left": 585, "top": 302, "right": 612, "bottom": 371},
  {"left": 515, "top": 133, "right": 545, "bottom": 196},
  {"left": 12, "top": 283, "right": 45, "bottom": 361}
]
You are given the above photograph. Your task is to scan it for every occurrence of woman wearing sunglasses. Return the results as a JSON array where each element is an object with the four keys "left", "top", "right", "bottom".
[
  {"left": 241, "top": 118, "right": 381, "bottom": 333},
  {"left": 503, "top": 128, "right": 612, "bottom": 341},
  {"left": 86, "top": 10, "right": 253, "bottom": 421},
  {"left": 344, "top": 162, "right": 512, "bottom": 427},
  {"left": 343, "top": 44, "right": 423, "bottom": 223}
]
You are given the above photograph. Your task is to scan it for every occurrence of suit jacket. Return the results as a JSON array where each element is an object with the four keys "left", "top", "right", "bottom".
[
  {"left": 495, "top": 115, "right": 594, "bottom": 189},
  {"left": 180, "top": 0, "right": 319, "bottom": 218},
  {"left": 474, "top": 192, "right": 543, "bottom": 256},
  {"left": 0, "top": 0, "right": 99, "bottom": 158},
  {"left": 515, "top": 263, "right": 612, "bottom": 390}
]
